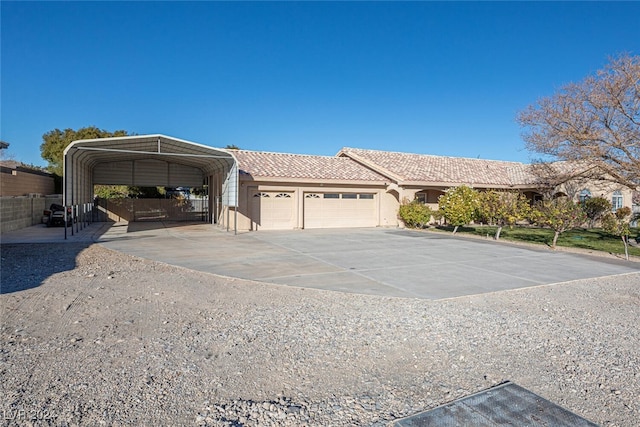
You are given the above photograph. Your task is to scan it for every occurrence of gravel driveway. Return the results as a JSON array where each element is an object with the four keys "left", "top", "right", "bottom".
[{"left": 1, "top": 243, "right": 638, "bottom": 426}]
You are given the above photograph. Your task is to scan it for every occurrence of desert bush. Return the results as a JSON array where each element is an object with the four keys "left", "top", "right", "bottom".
[{"left": 398, "top": 199, "right": 433, "bottom": 228}]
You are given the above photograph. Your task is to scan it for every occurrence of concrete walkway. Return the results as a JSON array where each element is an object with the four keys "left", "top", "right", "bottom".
[{"left": 3, "top": 222, "right": 638, "bottom": 299}]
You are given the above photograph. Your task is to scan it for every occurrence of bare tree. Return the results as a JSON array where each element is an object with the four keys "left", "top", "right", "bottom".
[
  {"left": 528, "top": 161, "right": 593, "bottom": 199},
  {"left": 518, "top": 54, "right": 640, "bottom": 190}
]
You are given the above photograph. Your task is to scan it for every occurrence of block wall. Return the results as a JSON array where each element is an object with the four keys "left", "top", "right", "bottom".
[
  {"left": 0, "top": 168, "right": 55, "bottom": 197},
  {"left": 0, "top": 196, "right": 62, "bottom": 234}
]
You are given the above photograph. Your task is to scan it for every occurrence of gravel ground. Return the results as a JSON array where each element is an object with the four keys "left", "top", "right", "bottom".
[{"left": 1, "top": 242, "right": 639, "bottom": 426}]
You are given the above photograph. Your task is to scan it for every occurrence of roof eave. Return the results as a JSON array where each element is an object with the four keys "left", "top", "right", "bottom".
[
  {"left": 401, "top": 180, "right": 536, "bottom": 189},
  {"left": 240, "top": 175, "right": 387, "bottom": 186}
]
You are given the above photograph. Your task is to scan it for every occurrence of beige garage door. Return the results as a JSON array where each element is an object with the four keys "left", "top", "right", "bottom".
[
  {"left": 304, "top": 192, "right": 376, "bottom": 229},
  {"left": 250, "top": 191, "right": 295, "bottom": 230}
]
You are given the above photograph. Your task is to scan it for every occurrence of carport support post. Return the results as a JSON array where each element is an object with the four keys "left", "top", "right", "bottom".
[{"left": 63, "top": 148, "right": 69, "bottom": 239}]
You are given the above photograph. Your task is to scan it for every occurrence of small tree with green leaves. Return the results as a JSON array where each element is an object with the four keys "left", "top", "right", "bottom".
[
  {"left": 477, "top": 191, "right": 531, "bottom": 240},
  {"left": 398, "top": 198, "right": 433, "bottom": 229},
  {"left": 94, "top": 185, "right": 130, "bottom": 199},
  {"left": 40, "top": 126, "right": 130, "bottom": 176},
  {"left": 438, "top": 185, "right": 479, "bottom": 234},
  {"left": 602, "top": 206, "right": 632, "bottom": 260},
  {"left": 582, "top": 197, "right": 612, "bottom": 228},
  {"left": 531, "top": 197, "right": 586, "bottom": 248}
]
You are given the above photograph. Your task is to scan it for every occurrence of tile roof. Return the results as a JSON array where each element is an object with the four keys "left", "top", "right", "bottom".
[
  {"left": 339, "top": 147, "right": 538, "bottom": 187},
  {"left": 231, "top": 150, "right": 388, "bottom": 182}
]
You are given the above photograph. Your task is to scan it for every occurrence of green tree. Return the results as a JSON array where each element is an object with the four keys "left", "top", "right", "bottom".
[
  {"left": 602, "top": 206, "right": 633, "bottom": 260},
  {"left": 40, "top": 126, "right": 130, "bottom": 176},
  {"left": 582, "top": 197, "right": 612, "bottom": 228},
  {"left": 94, "top": 185, "right": 130, "bottom": 199},
  {"left": 128, "top": 186, "right": 164, "bottom": 198},
  {"left": 398, "top": 198, "right": 433, "bottom": 229},
  {"left": 531, "top": 197, "right": 586, "bottom": 249},
  {"left": 477, "top": 191, "right": 531, "bottom": 240},
  {"left": 438, "top": 185, "right": 479, "bottom": 234}
]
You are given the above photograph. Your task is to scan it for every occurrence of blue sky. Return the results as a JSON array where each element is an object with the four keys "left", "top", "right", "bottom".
[{"left": 2, "top": 1, "right": 639, "bottom": 167}]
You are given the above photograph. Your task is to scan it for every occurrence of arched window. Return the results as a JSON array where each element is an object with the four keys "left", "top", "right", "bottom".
[
  {"left": 579, "top": 189, "right": 591, "bottom": 204},
  {"left": 612, "top": 190, "right": 623, "bottom": 211}
]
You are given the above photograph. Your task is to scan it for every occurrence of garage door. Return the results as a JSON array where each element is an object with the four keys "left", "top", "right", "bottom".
[
  {"left": 250, "top": 191, "right": 295, "bottom": 230},
  {"left": 304, "top": 192, "right": 377, "bottom": 229}
]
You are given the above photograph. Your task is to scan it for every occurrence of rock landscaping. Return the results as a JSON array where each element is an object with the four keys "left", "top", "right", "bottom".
[{"left": 1, "top": 243, "right": 638, "bottom": 426}]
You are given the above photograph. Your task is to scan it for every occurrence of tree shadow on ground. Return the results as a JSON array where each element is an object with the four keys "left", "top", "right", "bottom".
[{"left": 0, "top": 243, "right": 91, "bottom": 294}]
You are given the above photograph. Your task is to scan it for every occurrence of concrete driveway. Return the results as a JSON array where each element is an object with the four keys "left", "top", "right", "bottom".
[
  {"left": 3, "top": 222, "right": 637, "bottom": 299},
  {"left": 85, "top": 222, "right": 639, "bottom": 300}
]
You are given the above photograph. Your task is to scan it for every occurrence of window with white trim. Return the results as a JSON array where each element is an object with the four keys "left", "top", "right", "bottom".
[{"left": 612, "top": 190, "right": 623, "bottom": 211}]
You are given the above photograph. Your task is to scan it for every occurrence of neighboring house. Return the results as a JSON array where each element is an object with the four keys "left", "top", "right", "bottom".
[
  {"left": 0, "top": 161, "right": 56, "bottom": 197},
  {"left": 229, "top": 147, "right": 634, "bottom": 231}
]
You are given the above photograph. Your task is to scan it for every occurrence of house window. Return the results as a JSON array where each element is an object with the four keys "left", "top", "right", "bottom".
[
  {"left": 275, "top": 193, "right": 291, "bottom": 198},
  {"left": 254, "top": 192, "right": 270, "bottom": 198},
  {"left": 305, "top": 193, "right": 320, "bottom": 198},
  {"left": 612, "top": 190, "right": 623, "bottom": 211},
  {"left": 342, "top": 193, "right": 357, "bottom": 199},
  {"left": 323, "top": 193, "right": 340, "bottom": 199},
  {"left": 358, "top": 194, "right": 374, "bottom": 199},
  {"left": 415, "top": 193, "right": 427, "bottom": 204},
  {"left": 579, "top": 189, "right": 591, "bottom": 204}
]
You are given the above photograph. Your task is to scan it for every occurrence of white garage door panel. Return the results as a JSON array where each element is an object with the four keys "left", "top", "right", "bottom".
[
  {"left": 251, "top": 191, "right": 295, "bottom": 230},
  {"left": 304, "top": 193, "right": 376, "bottom": 229}
]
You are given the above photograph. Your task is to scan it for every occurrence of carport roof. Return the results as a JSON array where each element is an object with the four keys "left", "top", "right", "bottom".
[{"left": 64, "top": 134, "right": 235, "bottom": 175}]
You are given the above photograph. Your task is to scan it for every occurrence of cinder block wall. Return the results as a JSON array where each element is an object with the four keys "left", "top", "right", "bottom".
[
  {"left": 0, "top": 168, "right": 55, "bottom": 197},
  {"left": 0, "top": 196, "right": 62, "bottom": 234}
]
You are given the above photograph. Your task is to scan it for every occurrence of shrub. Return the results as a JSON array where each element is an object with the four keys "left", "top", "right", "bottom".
[
  {"left": 398, "top": 199, "right": 433, "bottom": 228},
  {"left": 438, "top": 185, "right": 479, "bottom": 233},
  {"left": 531, "top": 197, "right": 586, "bottom": 248},
  {"left": 476, "top": 191, "right": 531, "bottom": 239},
  {"left": 602, "top": 207, "right": 633, "bottom": 260},
  {"left": 582, "top": 197, "right": 612, "bottom": 228}
]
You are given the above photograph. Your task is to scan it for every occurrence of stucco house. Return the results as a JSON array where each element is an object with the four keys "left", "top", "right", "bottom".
[
  {"left": 59, "top": 135, "right": 633, "bottom": 232},
  {"left": 228, "top": 147, "right": 634, "bottom": 231}
]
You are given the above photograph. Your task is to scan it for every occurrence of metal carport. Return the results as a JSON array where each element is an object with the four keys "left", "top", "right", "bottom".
[{"left": 63, "top": 134, "right": 238, "bottom": 231}]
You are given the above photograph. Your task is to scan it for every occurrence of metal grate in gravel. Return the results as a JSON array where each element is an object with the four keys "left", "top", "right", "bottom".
[{"left": 394, "top": 381, "right": 599, "bottom": 426}]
